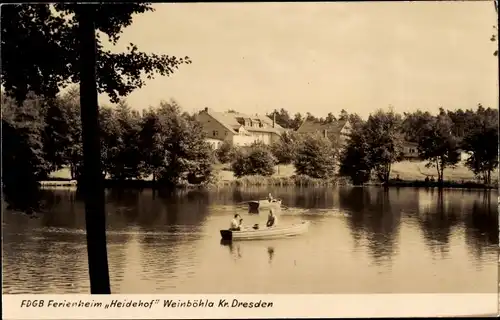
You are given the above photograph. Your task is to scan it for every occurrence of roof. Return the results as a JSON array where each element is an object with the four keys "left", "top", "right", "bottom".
[
  {"left": 296, "top": 118, "right": 348, "bottom": 135},
  {"left": 201, "top": 109, "right": 285, "bottom": 135}
]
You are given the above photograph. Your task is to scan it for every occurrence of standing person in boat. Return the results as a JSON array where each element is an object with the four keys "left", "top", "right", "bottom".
[
  {"left": 230, "top": 214, "right": 242, "bottom": 231},
  {"left": 267, "top": 193, "right": 274, "bottom": 202},
  {"left": 266, "top": 209, "right": 278, "bottom": 228}
]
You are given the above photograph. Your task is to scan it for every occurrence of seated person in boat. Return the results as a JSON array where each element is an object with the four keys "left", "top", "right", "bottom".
[
  {"left": 266, "top": 209, "right": 278, "bottom": 228},
  {"left": 230, "top": 214, "right": 242, "bottom": 231}
]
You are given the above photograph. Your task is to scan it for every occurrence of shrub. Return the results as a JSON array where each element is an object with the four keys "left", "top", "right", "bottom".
[
  {"left": 270, "top": 131, "right": 300, "bottom": 165},
  {"left": 215, "top": 140, "right": 236, "bottom": 163},
  {"left": 231, "top": 144, "right": 277, "bottom": 178},
  {"left": 294, "top": 133, "right": 336, "bottom": 179}
]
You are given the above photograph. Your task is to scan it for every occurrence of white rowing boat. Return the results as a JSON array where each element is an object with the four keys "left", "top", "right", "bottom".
[
  {"left": 220, "top": 221, "right": 310, "bottom": 241},
  {"left": 247, "top": 199, "right": 282, "bottom": 211}
]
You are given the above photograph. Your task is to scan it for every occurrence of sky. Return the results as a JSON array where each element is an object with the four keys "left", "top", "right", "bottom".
[{"left": 99, "top": 1, "right": 499, "bottom": 119}]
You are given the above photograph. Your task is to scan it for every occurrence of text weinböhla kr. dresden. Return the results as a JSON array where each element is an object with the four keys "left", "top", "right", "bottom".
[{"left": 164, "top": 299, "right": 274, "bottom": 308}]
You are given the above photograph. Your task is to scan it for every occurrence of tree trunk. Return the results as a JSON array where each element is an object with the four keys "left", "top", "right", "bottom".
[
  {"left": 435, "top": 158, "right": 441, "bottom": 183},
  {"left": 386, "top": 163, "right": 391, "bottom": 183},
  {"left": 77, "top": 5, "right": 111, "bottom": 294}
]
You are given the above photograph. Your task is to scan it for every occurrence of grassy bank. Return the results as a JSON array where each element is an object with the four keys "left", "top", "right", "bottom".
[
  {"left": 214, "top": 162, "right": 487, "bottom": 183},
  {"left": 45, "top": 161, "right": 497, "bottom": 190},
  {"left": 390, "top": 160, "right": 493, "bottom": 182},
  {"left": 214, "top": 161, "right": 497, "bottom": 189},
  {"left": 217, "top": 175, "right": 350, "bottom": 187},
  {"left": 372, "top": 180, "right": 497, "bottom": 190}
]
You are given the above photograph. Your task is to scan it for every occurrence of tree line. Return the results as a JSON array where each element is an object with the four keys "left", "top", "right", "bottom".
[
  {"left": 219, "top": 105, "right": 498, "bottom": 186},
  {"left": 2, "top": 88, "right": 214, "bottom": 190},
  {"left": 263, "top": 108, "right": 350, "bottom": 130},
  {"left": 3, "top": 88, "right": 498, "bottom": 190}
]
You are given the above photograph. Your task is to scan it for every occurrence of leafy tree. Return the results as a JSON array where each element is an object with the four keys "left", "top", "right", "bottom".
[
  {"left": 43, "top": 99, "right": 72, "bottom": 172},
  {"left": 446, "top": 108, "right": 475, "bottom": 140},
  {"left": 338, "top": 109, "right": 349, "bottom": 121},
  {"left": 289, "top": 112, "right": 303, "bottom": 130},
  {"left": 364, "top": 109, "right": 404, "bottom": 183},
  {"left": 294, "top": 133, "right": 336, "bottom": 179},
  {"left": 339, "top": 121, "right": 371, "bottom": 185},
  {"left": 1, "top": 3, "right": 191, "bottom": 294},
  {"left": 461, "top": 106, "right": 498, "bottom": 184},
  {"left": 325, "top": 112, "right": 336, "bottom": 123},
  {"left": 418, "top": 113, "right": 461, "bottom": 183},
  {"left": 58, "top": 88, "right": 84, "bottom": 179},
  {"left": 305, "top": 112, "right": 319, "bottom": 122},
  {"left": 231, "top": 142, "right": 277, "bottom": 178},
  {"left": 215, "top": 140, "right": 236, "bottom": 164},
  {"left": 181, "top": 111, "right": 196, "bottom": 121},
  {"left": 347, "top": 113, "right": 364, "bottom": 130},
  {"left": 1, "top": 4, "right": 191, "bottom": 103},
  {"left": 271, "top": 131, "right": 300, "bottom": 165},
  {"left": 106, "top": 100, "right": 142, "bottom": 180},
  {"left": 138, "top": 108, "right": 165, "bottom": 181},
  {"left": 182, "top": 122, "right": 215, "bottom": 185},
  {"left": 401, "top": 110, "right": 434, "bottom": 143},
  {"left": 99, "top": 106, "right": 121, "bottom": 178},
  {"left": 153, "top": 101, "right": 214, "bottom": 186},
  {"left": 267, "top": 108, "right": 293, "bottom": 128},
  {"left": 2, "top": 93, "right": 50, "bottom": 186}
]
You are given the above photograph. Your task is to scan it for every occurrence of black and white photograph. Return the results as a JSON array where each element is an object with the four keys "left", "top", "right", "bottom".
[{"left": 1, "top": 1, "right": 499, "bottom": 318}]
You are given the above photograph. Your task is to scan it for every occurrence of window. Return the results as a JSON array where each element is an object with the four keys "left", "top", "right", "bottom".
[
  {"left": 213, "top": 130, "right": 218, "bottom": 137},
  {"left": 225, "top": 132, "right": 228, "bottom": 136}
]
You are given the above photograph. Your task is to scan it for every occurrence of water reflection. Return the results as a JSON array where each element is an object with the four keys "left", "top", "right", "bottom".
[
  {"left": 415, "top": 190, "right": 460, "bottom": 258},
  {"left": 267, "top": 247, "right": 275, "bottom": 264},
  {"left": 2, "top": 186, "right": 498, "bottom": 294},
  {"left": 464, "top": 192, "right": 498, "bottom": 262},
  {"left": 219, "top": 240, "right": 275, "bottom": 265},
  {"left": 220, "top": 240, "right": 242, "bottom": 259},
  {"left": 338, "top": 188, "right": 401, "bottom": 265}
]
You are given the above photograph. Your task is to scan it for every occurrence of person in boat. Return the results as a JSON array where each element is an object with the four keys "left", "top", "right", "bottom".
[
  {"left": 266, "top": 209, "right": 278, "bottom": 228},
  {"left": 267, "top": 193, "right": 274, "bottom": 202},
  {"left": 230, "top": 214, "right": 242, "bottom": 231}
]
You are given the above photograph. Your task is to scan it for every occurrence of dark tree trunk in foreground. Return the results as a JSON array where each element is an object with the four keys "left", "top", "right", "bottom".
[{"left": 77, "top": 5, "right": 111, "bottom": 294}]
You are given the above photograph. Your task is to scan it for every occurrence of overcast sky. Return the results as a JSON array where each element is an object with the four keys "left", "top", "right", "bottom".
[{"left": 99, "top": 1, "right": 499, "bottom": 118}]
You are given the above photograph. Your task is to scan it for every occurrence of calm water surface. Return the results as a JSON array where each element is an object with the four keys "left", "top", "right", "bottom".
[{"left": 2, "top": 187, "right": 498, "bottom": 294}]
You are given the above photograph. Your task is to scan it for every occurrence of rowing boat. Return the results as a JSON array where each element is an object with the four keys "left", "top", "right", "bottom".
[
  {"left": 247, "top": 199, "right": 282, "bottom": 211},
  {"left": 220, "top": 221, "right": 310, "bottom": 241}
]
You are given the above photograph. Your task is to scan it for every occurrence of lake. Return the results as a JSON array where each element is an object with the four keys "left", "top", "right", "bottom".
[{"left": 2, "top": 186, "right": 498, "bottom": 294}]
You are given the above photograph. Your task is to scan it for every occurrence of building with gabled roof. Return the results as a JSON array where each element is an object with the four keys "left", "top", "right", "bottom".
[
  {"left": 296, "top": 118, "right": 352, "bottom": 145},
  {"left": 195, "top": 107, "right": 286, "bottom": 149}
]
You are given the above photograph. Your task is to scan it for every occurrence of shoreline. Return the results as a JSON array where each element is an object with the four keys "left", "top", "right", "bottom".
[{"left": 37, "top": 176, "right": 497, "bottom": 190}]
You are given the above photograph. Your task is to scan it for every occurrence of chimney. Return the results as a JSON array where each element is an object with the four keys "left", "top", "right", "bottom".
[
  {"left": 273, "top": 112, "right": 276, "bottom": 128},
  {"left": 204, "top": 107, "right": 208, "bottom": 112}
]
